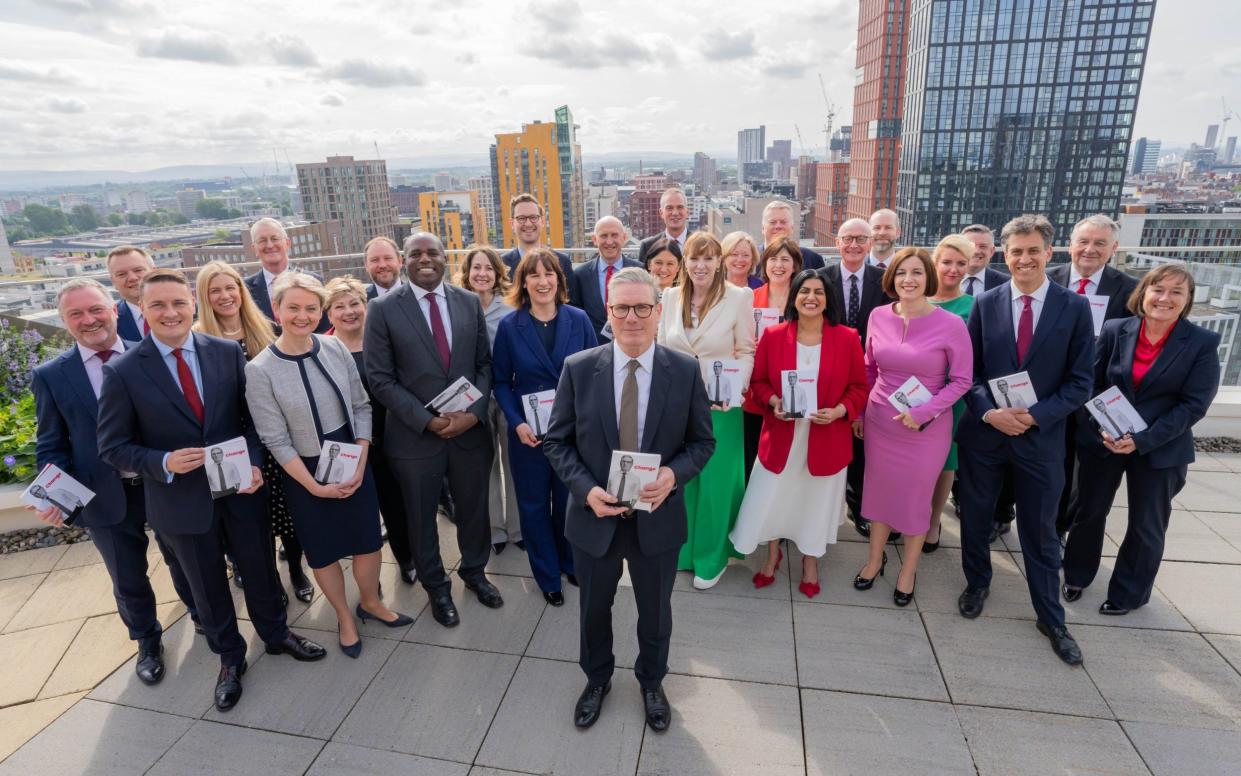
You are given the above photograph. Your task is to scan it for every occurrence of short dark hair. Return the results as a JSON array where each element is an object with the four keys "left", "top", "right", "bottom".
[
  {"left": 785, "top": 268, "right": 841, "bottom": 325},
  {"left": 1000, "top": 214, "right": 1054, "bottom": 249},
  {"left": 510, "top": 193, "right": 543, "bottom": 217},
  {"left": 759, "top": 236, "right": 803, "bottom": 282},
  {"left": 642, "top": 236, "right": 682, "bottom": 271},
  {"left": 106, "top": 244, "right": 151, "bottom": 267},
  {"left": 505, "top": 248, "right": 569, "bottom": 308},
  {"left": 1128, "top": 263, "right": 1196, "bottom": 320},
  {"left": 140, "top": 268, "right": 190, "bottom": 294},
  {"left": 881, "top": 247, "right": 939, "bottom": 297}
]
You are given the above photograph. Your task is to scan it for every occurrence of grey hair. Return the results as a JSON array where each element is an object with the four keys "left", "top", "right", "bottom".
[
  {"left": 659, "top": 187, "right": 686, "bottom": 208},
  {"left": 56, "top": 277, "right": 112, "bottom": 309},
  {"left": 249, "top": 217, "right": 288, "bottom": 241},
  {"left": 868, "top": 208, "right": 900, "bottom": 227},
  {"left": 607, "top": 266, "right": 659, "bottom": 305},
  {"left": 1000, "top": 214, "right": 1055, "bottom": 249},
  {"left": 761, "top": 199, "right": 795, "bottom": 222},
  {"left": 1071, "top": 214, "right": 1120, "bottom": 240},
  {"left": 402, "top": 231, "right": 444, "bottom": 256}
]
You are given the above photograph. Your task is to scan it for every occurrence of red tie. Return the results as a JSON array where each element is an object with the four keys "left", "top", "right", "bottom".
[
  {"left": 95, "top": 349, "right": 113, "bottom": 364},
  {"left": 604, "top": 263, "right": 615, "bottom": 304},
  {"left": 426, "top": 292, "right": 451, "bottom": 371},
  {"left": 142, "top": 318, "right": 150, "bottom": 335},
  {"left": 172, "top": 348, "right": 205, "bottom": 423},
  {"left": 1016, "top": 295, "right": 1034, "bottom": 364},
  {"left": 1076, "top": 278, "right": 1090, "bottom": 294}
]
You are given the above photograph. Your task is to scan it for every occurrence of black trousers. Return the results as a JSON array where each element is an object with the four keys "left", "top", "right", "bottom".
[
  {"left": 845, "top": 435, "right": 865, "bottom": 518},
  {"left": 370, "top": 445, "right": 413, "bottom": 570},
  {"left": 159, "top": 498, "right": 288, "bottom": 666},
  {"left": 1062, "top": 452, "right": 1186, "bottom": 609},
  {"left": 1055, "top": 414, "right": 1080, "bottom": 534},
  {"left": 573, "top": 519, "right": 678, "bottom": 690},
  {"left": 742, "top": 410, "right": 762, "bottom": 484},
  {"left": 959, "top": 446, "right": 1065, "bottom": 626},
  {"left": 388, "top": 426, "right": 493, "bottom": 595}
]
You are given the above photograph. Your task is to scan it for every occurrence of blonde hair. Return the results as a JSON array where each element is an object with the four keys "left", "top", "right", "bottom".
[
  {"left": 677, "top": 231, "right": 727, "bottom": 330},
  {"left": 271, "top": 271, "right": 328, "bottom": 309},
  {"left": 193, "top": 261, "right": 275, "bottom": 356},
  {"left": 324, "top": 275, "right": 368, "bottom": 309},
  {"left": 932, "top": 234, "right": 976, "bottom": 266},
  {"left": 720, "top": 231, "right": 759, "bottom": 276}
]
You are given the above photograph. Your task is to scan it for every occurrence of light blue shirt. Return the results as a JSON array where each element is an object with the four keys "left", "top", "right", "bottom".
[
  {"left": 597, "top": 257, "right": 625, "bottom": 303},
  {"left": 152, "top": 334, "right": 205, "bottom": 481}
]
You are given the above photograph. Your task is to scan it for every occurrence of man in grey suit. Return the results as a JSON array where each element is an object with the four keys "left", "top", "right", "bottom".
[
  {"left": 364, "top": 232, "right": 503, "bottom": 628},
  {"left": 568, "top": 217, "right": 641, "bottom": 341},
  {"left": 545, "top": 267, "right": 715, "bottom": 733}
]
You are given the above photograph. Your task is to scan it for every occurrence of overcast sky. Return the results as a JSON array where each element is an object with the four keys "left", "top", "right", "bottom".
[{"left": 0, "top": 0, "right": 1234, "bottom": 173}]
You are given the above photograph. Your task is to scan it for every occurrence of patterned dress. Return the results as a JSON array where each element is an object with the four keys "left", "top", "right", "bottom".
[{"left": 237, "top": 338, "right": 296, "bottom": 541}]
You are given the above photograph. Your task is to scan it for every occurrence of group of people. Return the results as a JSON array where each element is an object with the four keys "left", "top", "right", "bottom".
[{"left": 31, "top": 188, "right": 1220, "bottom": 733}]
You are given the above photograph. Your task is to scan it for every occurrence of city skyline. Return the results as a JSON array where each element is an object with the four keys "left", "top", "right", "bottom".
[{"left": 0, "top": 0, "right": 1235, "bottom": 173}]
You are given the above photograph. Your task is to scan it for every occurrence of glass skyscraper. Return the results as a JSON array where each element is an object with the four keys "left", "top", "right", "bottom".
[{"left": 896, "top": 0, "right": 1155, "bottom": 245}]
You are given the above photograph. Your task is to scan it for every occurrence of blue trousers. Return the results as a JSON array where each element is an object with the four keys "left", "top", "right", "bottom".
[{"left": 508, "top": 429, "right": 574, "bottom": 593}]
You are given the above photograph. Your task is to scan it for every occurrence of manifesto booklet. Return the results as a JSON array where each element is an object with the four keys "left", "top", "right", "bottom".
[
  {"left": 701, "top": 358, "right": 744, "bottom": 408},
  {"left": 315, "top": 440, "right": 363, "bottom": 485},
  {"left": 22, "top": 464, "right": 95, "bottom": 524},
  {"left": 988, "top": 371, "right": 1038, "bottom": 409},
  {"left": 887, "top": 375, "right": 935, "bottom": 431},
  {"left": 203, "top": 437, "right": 254, "bottom": 499},
  {"left": 751, "top": 308, "right": 781, "bottom": 341},
  {"left": 521, "top": 389, "right": 556, "bottom": 438},
  {"left": 606, "top": 450, "right": 661, "bottom": 513},
  {"left": 1084, "top": 294, "right": 1108, "bottom": 337},
  {"left": 1086, "top": 386, "right": 1148, "bottom": 437},
  {"left": 426, "top": 377, "right": 483, "bottom": 415},
  {"left": 780, "top": 369, "right": 818, "bottom": 419}
]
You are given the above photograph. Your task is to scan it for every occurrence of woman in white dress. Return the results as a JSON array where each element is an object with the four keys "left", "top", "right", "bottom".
[{"left": 730, "top": 270, "right": 869, "bottom": 598}]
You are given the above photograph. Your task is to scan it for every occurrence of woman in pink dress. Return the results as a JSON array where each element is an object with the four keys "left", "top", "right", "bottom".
[{"left": 854, "top": 247, "right": 972, "bottom": 606}]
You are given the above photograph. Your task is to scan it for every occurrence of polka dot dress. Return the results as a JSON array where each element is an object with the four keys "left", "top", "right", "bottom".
[{"left": 240, "top": 338, "right": 297, "bottom": 542}]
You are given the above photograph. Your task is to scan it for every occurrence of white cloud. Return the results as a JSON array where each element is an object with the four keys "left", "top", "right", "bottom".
[
  {"left": 266, "top": 34, "right": 319, "bottom": 67},
  {"left": 701, "top": 30, "right": 755, "bottom": 62},
  {"left": 0, "top": 61, "right": 80, "bottom": 84},
  {"left": 138, "top": 27, "right": 240, "bottom": 65},
  {"left": 320, "top": 58, "right": 427, "bottom": 88},
  {"left": 45, "top": 96, "right": 87, "bottom": 113},
  {"left": 319, "top": 92, "right": 345, "bottom": 107}
]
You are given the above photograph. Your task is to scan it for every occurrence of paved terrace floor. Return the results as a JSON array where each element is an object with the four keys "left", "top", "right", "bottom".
[{"left": 0, "top": 457, "right": 1239, "bottom": 776}]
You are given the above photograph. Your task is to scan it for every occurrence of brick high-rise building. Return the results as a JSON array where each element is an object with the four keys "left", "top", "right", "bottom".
[
  {"left": 815, "top": 161, "right": 851, "bottom": 246},
  {"left": 847, "top": 0, "right": 909, "bottom": 220},
  {"left": 490, "top": 105, "right": 586, "bottom": 250},
  {"left": 628, "top": 190, "right": 663, "bottom": 240},
  {"left": 296, "top": 156, "right": 397, "bottom": 253}
]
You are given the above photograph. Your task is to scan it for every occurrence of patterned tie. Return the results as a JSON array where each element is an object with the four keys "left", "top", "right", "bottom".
[
  {"left": 847, "top": 275, "right": 860, "bottom": 328},
  {"left": 425, "top": 292, "right": 451, "bottom": 371},
  {"left": 604, "top": 263, "right": 615, "bottom": 304},
  {"left": 172, "top": 348, "right": 205, "bottom": 423},
  {"left": 965, "top": 276, "right": 978, "bottom": 296},
  {"left": 1016, "top": 295, "right": 1034, "bottom": 364},
  {"left": 619, "top": 359, "right": 640, "bottom": 451},
  {"left": 1076, "top": 277, "right": 1090, "bottom": 294}
]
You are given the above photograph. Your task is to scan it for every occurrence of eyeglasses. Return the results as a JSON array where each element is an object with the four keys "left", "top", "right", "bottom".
[
  {"left": 513, "top": 215, "right": 542, "bottom": 224},
  {"left": 838, "top": 235, "right": 871, "bottom": 244},
  {"left": 608, "top": 303, "right": 655, "bottom": 319}
]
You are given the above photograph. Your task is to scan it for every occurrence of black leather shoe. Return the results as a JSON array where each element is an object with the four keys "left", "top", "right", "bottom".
[
  {"left": 515, "top": 540, "right": 525, "bottom": 551},
  {"left": 430, "top": 594, "right": 460, "bottom": 627},
  {"left": 565, "top": 574, "right": 578, "bottom": 587},
  {"left": 642, "top": 685, "right": 672, "bottom": 731},
  {"left": 492, "top": 541, "right": 507, "bottom": 555},
  {"left": 1037, "top": 621, "right": 1083, "bottom": 665},
  {"left": 399, "top": 566, "right": 417, "bottom": 585},
  {"left": 265, "top": 632, "right": 327, "bottom": 661},
  {"left": 893, "top": 573, "right": 916, "bottom": 607},
  {"left": 289, "top": 568, "right": 314, "bottom": 603},
  {"left": 574, "top": 681, "right": 610, "bottom": 728},
  {"left": 214, "top": 661, "right": 246, "bottom": 711},
  {"left": 1099, "top": 600, "right": 1130, "bottom": 616},
  {"left": 135, "top": 642, "right": 164, "bottom": 685},
  {"left": 192, "top": 620, "right": 205, "bottom": 636},
  {"left": 1062, "top": 584, "right": 1084, "bottom": 603},
  {"left": 543, "top": 591, "right": 565, "bottom": 606},
  {"left": 850, "top": 512, "right": 871, "bottom": 538},
  {"left": 958, "top": 586, "right": 989, "bottom": 619},
  {"left": 465, "top": 578, "right": 505, "bottom": 609},
  {"left": 988, "top": 522, "right": 1010, "bottom": 544}
]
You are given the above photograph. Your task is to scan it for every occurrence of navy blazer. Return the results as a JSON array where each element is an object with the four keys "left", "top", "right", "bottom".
[
  {"left": 32, "top": 341, "right": 140, "bottom": 528},
  {"left": 492, "top": 305, "right": 598, "bottom": 429},
  {"left": 799, "top": 246, "right": 826, "bottom": 271},
  {"left": 956, "top": 281, "right": 1096, "bottom": 460},
  {"left": 97, "top": 333, "right": 265, "bottom": 536},
  {"left": 980, "top": 266, "right": 1011, "bottom": 291},
  {"left": 500, "top": 248, "right": 574, "bottom": 284},
  {"left": 115, "top": 302, "right": 143, "bottom": 342},
  {"left": 543, "top": 343, "right": 715, "bottom": 558},
  {"left": 245, "top": 270, "right": 330, "bottom": 333},
  {"left": 819, "top": 263, "right": 890, "bottom": 346},
  {"left": 1077, "top": 317, "right": 1220, "bottom": 469},
  {"left": 1047, "top": 263, "right": 1138, "bottom": 324},
  {"left": 568, "top": 255, "right": 642, "bottom": 339}
]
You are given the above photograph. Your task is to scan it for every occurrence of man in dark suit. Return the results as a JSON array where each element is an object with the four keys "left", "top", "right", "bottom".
[
  {"left": 761, "top": 200, "right": 824, "bottom": 270},
  {"left": 364, "top": 232, "right": 504, "bottom": 627},
  {"left": 955, "top": 215, "right": 1095, "bottom": 665},
  {"left": 364, "top": 235, "right": 403, "bottom": 301},
  {"left": 866, "top": 209, "right": 901, "bottom": 269},
  {"left": 32, "top": 278, "right": 198, "bottom": 687},
  {"left": 98, "top": 269, "right": 326, "bottom": 712},
  {"left": 243, "top": 217, "right": 330, "bottom": 333},
  {"left": 820, "top": 218, "right": 890, "bottom": 538},
  {"left": 544, "top": 266, "right": 714, "bottom": 733},
  {"left": 106, "top": 245, "right": 153, "bottom": 340},
  {"left": 1047, "top": 214, "right": 1139, "bottom": 536},
  {"left": 636, "top": 188, "right": 690, "bottom": 265},
  {"left": 501, "top": 192, "right": 574, "bottom": 280},
  {"left": 568, "top": 216, "right": 641, "bottom": 340}
]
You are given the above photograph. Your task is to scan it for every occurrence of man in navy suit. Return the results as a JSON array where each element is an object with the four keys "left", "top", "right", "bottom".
[
  {"left": 32, "top": 278, "right": 197, "bottom": 687},
  {"left": 955, "top": 215, "right": 1095, "bottom": 665},
  {"left": 98, "top": 269, "right": 326, "bottom": 712},
  {"left": 106, "top": 245, "right": 153, "bottom": 341},
  {"left": 569, "top": 216, "right": 641, "bottom": 341},
  {"left": 364, "top": 235, "right": 403, "bottom": 301},
  {"left": 243, "top": 217, "right": 330, "bottom": 333},
  {"left": 761, "top": 200, "right": 824, "bottom": 270},
  {"left": 866, "top": 209, "right": 901, "bottom": 269},
  {"left": 501, "top": 193, "right": 574, "bottom": 280},
  {"left": 1047, "top": 214, "right": 1139, "bottom": 536},
  {"left": 636, "top": 188, "right": 691, "bottom": 265}
]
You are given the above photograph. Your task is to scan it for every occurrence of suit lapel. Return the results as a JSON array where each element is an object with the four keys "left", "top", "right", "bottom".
[
  {"left": 581, "top": 258, "right": 604, "bottom": 320},
  {"left": 1116, "top": 317, "right": 1140, "bottom": 396},
  {"left": 195, "top": 333, "right": 219, "bottom": 431},
  {"left": 249, "top": 274, "right": 272, "bottom": 318},
  {"left": 516, "top": 309, "right": 557, "bottom": 376},
  {"left": 138, "top": 339, "right": 201, "bottom": 426},
  {"left": 989, "top": 287, "right": 1019, "bottom": 371},
  {"left": 61, "top": 350, "right": 98, "bottom": 416},
  {"left": 1021, "top": 284, "right": 1064, "bottom": 367},
  {"left": 594, "top": 345, "right": 619, "bottom": 452},
  {"left": 394, "top": 284, "right": 444, "bottom": 375},
  {"left": 641, "top": 347, "right": 670, "bottom": 452},
  {"left": 1135, "top": 320, "right": 1190, "bottom": 398}
]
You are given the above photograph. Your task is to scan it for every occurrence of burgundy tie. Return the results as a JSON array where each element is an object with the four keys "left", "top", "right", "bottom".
[
  {"left": 604, "top": 264, "right": 615, "bottom": 304},
  {"left": 1016, "top": 295, "right": 1034, "bottom": 364},
  {"left": 426, "top": 292, "right": 451, "bottom": 370},
  {"left": 95, "top": 349, "right": 113, "bottom": 364},
  {"left": 142, "top": 318, "right": 150, "bottom": 335},
  {"left": 1076, "top": 277, "right": 1090, "bottom": 294},
  {"left": 172, "top": 348, "right": 205, "bottom": 423}
]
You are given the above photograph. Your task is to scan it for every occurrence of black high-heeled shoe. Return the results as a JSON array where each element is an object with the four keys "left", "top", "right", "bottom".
[
  {"left": 356, "top": 604, "right": 413, "bottom": 627},
  {"left": 923, "top": 527, "right": 941, "bottom": 554},
  {"left": 853, "top": 552, "right": 887, "bottom": 591},
  {"left": 338, "top": 625, "right": 361, "bottom": 659},
  {"left": 893, "top": 573, "right": 916, "bottom": 607},
  {"left": 289, "top": 567, "right": 314, "bottom": 604}
]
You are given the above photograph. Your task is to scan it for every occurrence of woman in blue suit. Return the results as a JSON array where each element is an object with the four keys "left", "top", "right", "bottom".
[
  {"left": 1062, "top": 264, "right": 1221, "bottom": 615},
  {"left": 492, "top": 248, "right": 599, "bottom": 605}
]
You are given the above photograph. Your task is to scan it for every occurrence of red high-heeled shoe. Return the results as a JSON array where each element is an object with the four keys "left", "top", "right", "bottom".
[
  {"left": 752, "top": 547, "right": 784, "bottom": 589},
  {"left": 798, "top": 580, "right": 821, "bottom": 599}
]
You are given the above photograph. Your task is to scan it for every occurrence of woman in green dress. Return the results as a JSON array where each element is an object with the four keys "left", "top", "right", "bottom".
[
  {"left": 926, "top": 234, "right": 977, "bottom": 552},
  {"left": 657, "top": 231, "right": 756, "bottom": 588}
]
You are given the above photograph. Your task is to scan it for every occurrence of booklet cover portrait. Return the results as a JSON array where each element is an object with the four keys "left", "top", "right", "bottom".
[
  {"left": 204, "top": 437, "right": 254, "bottom": 500},
  {"left": 22, "top": 464, "right": 95, "bottom": 523},
  {"left": 751, "top": 308, "right": 781, "bottom": 341},
  {"left": 521, "top": 389, "right": 556, "bottom": 438},
  {"left": 988, "top": 371, "right": 1038, "bottom": 409},
  {"left": 606, "top": 450, "right": 661, "bottom": 513},
  {"left": 1084, "top": 294, "right": 1108, "bottom": 337},
  {"left": 427, "top": 376, "right": 482, "bottom": 415},
  {"left": 887, "top": 375, "right": 932, "bottom": 412},
  {"left": 1086, "top": 386, "right": 1148, "bottom": 437},
  {"left": 702, "top": 359, "right": 743, "bottom": 408},
  {"left": 315, "top": 440, "right": 363, "bottom": 484},
  {"left": 780, "top": 369, "right": 818, "bottom": 419}
]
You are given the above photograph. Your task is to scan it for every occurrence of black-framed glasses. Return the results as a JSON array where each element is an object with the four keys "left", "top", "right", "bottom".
[
  {"left": 608, "top": 303, "right": 655, "bottom": 319},
  {"left": 839, "top": 235, "right": 870, "bottom": 244},
  {"left": 513, "top": 215, "right": 542, "bottom": 224}
]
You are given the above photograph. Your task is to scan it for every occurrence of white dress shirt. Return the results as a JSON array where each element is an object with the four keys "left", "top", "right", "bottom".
[
  {"left": 663, "top": 229, "right": 688, "bottom": 253},
  {"left": 1068, "top": 265, "right": 1105, "bottom": 295},
  {"left": 866, "top": 254, "right": 893, "bottom": 268},
  {"left": 123, "top": 300, "right": 145, "bottom": 334},
  {"left": 612, "top": 340, "right": 655, "bottom": 448},
  {"left": 963, "top": 271, "right": 986, "bottom": 295},
  {"left": 410, "top": 280, "right": 453, "bottom": 349},
  {"left": 261, "top": 267, "right": 283, "bottom": 300},
  {"left": 372, "top": 281, "right": 395, "bottom": 298},
  {"left": 1009, "top": 277, "right": 1050, "bottom": 336},
  {"left": 77, "top": 339, "right": 126, "bottom": 398}
]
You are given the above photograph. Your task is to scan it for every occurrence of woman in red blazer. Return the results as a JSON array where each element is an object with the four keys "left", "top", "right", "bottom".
[{"left": 729, "top": 269, "right": 869, "bottom": 597}]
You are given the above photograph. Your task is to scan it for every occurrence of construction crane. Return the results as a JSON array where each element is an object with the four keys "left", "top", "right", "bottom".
[
  {"left": 1221, "top": 98, "right": 1236, "bottom": 150},
  {"left": 818, "top": 73, "right": 838, "bottom": 160},
  {"left": 794, "top": 124, "right": 811, "bottom": 158}
]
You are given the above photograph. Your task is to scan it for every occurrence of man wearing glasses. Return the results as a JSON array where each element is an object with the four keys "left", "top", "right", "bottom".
[
  {"left": 569, "top": 216, "right": 641, "bottom": 341},
  {"left": 501, "top": 193, "right": 574, "bottom": 280}
]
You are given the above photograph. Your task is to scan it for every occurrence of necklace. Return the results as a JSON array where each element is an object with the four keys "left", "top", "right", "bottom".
[{"left": 222, "top": 328, "right": 243, "bottom": 337}]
